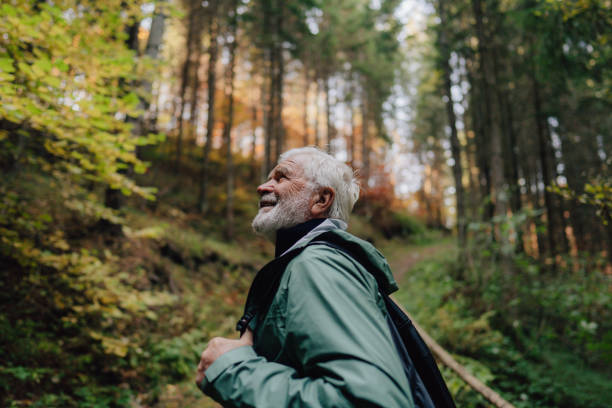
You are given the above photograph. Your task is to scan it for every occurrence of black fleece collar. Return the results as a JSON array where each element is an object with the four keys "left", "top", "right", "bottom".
[{"left": 274, "top": 218, "right": 326, "bottom": 258}]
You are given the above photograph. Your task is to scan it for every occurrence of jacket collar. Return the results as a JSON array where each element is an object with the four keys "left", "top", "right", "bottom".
[
  {"left": 275, "top": 218, "right": 348, "bottom": 258},
  {"left": 275, "top": 218, "right": 326, "bottom": 257},
  {"left": 274, "top": 218, "right": 398, "bottom": 295}
]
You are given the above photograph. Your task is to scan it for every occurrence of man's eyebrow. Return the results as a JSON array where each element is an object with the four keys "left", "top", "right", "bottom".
[
  {"left": 265, "top": 166, "right": 286, "bottom": 180},
  {"left": 272, "top": 166, "right": 291, "bottom": 177},
  {"left": 276, "top": 166, "right": 289, "bottom": 174}
]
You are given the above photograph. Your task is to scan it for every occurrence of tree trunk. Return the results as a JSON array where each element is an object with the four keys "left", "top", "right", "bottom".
[
  {"left": 437, "top": 0, "right": 466, "bottom": 254},
  {"left": 124, "top": 21, "right": 140, "bottom": 56},
  {"left": 559, "top": 128, "right": 589, "bottom": 253},
  {"left": 198, "top": 1, "right": 218, "bottom": 213},
  {"left": 274, "top": 37, "right": 284, "bottom": 157},
  {"left": 224, "top": 0, "right": 238, "bottom": 239},
  {"left": 462, "top": 58, "right": 481, "bottom": 221},
  {"left": 467, "top": 63, "right": 493, "bottom": 222},
  {"left": 188, "top": 47, "right": 203, "bottom": 147},
  {"left": 529, "top": 60, "right": 557, "bottom": 260},
  {"left": 314, "top": 76, "right": 320, "bottom": 147},
  {"left": 275, "top": 0, "right": 285, "bottom": 156},
  {"left": 471, "top": 0, "right": 507, "bottom": 229},
  {"left": 264, "top": 43, "right": 275, "bottom": 175},
  {"left": 251, "top": 103, "right": 258, "bottom": 163},
  {"left": 361, "top": 95, "right": 370, "bottom": 184},
  {"left": 175, "top": 8, "right": 197, "bottom": 171},
  {"left": 325, "top": 75, "right": 333, "bottom": 153},
  {"left": 144, "top": 1, "right": 167, "bottom": 60},
  {"left": 259, "top": 68, "right": 268, "bottom": 183},
  {"left": 549, "top": 138, "right": 570, "bottom": 254},
  {"left": 142, "top": 0, "right": 167, "bottom": 131},
  {"left": 349, "top": 80, "right": 356, "bottom": 165},
  {"left": 529, "top": 148, "right": 549, "bottom": 258},
  {"left": 303, "top": 65, "right": 309, "bottom": 147},
  {"left": 493, "top": 48, "right": 524, "bottom": 251}
]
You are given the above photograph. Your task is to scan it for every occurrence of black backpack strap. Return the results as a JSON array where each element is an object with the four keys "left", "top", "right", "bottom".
[
  {"left": 383, "top": 293, "right": 456, "bottom": 408},
  {"left": 236, "top": 246, "right": 306, "bottom": 334},
  {"left": 383, "top": 296, "right": 436, "bottom": 408}
]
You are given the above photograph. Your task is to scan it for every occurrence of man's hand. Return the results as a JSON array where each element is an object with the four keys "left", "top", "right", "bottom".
[{"left": 195, "top": 329, "right": 254, "bottom": 386}]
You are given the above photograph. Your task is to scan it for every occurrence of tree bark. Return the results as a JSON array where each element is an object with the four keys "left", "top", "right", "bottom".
[
  {"left": 314, "top": 76, "right": 321, "bottom": 147},
  {"left": 188, "top": 47, "right": 203, "bottom": 147},
  {"left": 198, "top": 1, "right": 218, "bottom": 213},
  {"left": 493, "top": 47, "right": 524, "bottom": 251},
  {"left": 325, "top": 75, "right": 333, "bottom": 153},
  {"left": 144, "top": 2, "right": 167, "bottom": 60},
  {"left": 467, "top": 62, "right": 493, "bottom": 222},
  {"left": 259, "top": 66, "right": 268, "bottom": 183},
  {"left": 142, "top": 0, "right": 167, "bottom": 131},
  {"left": 361, "top": 95, "right": 370, "bottom": 184},
  {"left": 529, "top": 59, "right": 557, "bottom": 260},
  {"left": 437, "top": 0, "right": 466, "bottom": 253},
  {"left": 274, "top": 0, "right": 285, "bottom": 156},
  {"left": 224, "top": 0, "right": 238, "bottom": 240},
  {"left": 264, "top": 43, "right": 275, "bottom": 174},
  {"left": 303, "top": 65, "right": 310, "bottom": 147},
  {"left": 175, "top": 7, "right": 198, "bottom": 171},
  {"left": 471, "top": 0, "right": 508, "bottom": 233},
  {"left": 274, "top": 37, "right": 284, "bottom": 157},
  {"left": 251, "top": 103, "right": 258, "bottom": 163},
  {"left": 349, "top": 79, "right": 356, "bottom": 165}
]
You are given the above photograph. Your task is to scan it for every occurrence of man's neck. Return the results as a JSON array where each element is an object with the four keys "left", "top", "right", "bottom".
[{"left": 275, "top": 218, "right": 326, "bottom": 257}]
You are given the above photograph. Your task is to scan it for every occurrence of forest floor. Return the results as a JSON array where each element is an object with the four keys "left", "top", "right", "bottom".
[{"left": 387, "top": 239, "right": 455, "bottom": 282}]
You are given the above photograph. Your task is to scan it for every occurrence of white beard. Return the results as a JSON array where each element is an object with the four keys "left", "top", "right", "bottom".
[{"left": 252, "top": 189, "right": 313, "bottom": 242}]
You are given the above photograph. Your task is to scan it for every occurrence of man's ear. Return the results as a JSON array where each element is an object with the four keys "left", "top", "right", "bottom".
[{"left": 310, "top": 187, "right": 335, "bottom": 218}]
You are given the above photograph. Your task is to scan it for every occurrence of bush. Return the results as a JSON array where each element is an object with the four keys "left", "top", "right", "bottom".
[{"left": 393, "top": 245, "right": 612, "bottom": 408}]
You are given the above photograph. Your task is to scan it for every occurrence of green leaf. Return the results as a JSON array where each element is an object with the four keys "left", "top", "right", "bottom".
[
  {"left": 0, "top": 57, "right": 15, "bottom": 73},
  {"left": 54, "top": 59, "right": 69, "bottom": 72},
  {"left": 121, "top": 92, "right": 140, "bottom": 108}
]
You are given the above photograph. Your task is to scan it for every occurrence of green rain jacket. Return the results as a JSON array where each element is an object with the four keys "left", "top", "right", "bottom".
[{"left": 200, "top": 218, "right": 415, "bottom": 407}]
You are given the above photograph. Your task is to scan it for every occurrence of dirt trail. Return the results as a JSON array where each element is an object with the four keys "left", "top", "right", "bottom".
[{"left": 387, "top": 240, "right": 454, "bottom": 283}]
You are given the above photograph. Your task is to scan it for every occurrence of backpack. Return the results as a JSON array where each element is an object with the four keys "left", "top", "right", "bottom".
[{"left": 237, "top": 231, "right": 456, "bottom": 408}]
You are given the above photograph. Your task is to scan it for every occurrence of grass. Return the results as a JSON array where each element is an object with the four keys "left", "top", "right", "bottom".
[{"left": 390, "top": 245, "right": 612, "bottom": 408}]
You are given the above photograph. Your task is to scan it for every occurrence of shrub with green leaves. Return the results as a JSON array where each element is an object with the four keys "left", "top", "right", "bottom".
[{"left": 0, "top": 1, "right": 169, "bottom": 406}]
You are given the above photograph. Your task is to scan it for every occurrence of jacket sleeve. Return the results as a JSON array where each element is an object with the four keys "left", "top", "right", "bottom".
[{"left": 200, "top": 246, "right": 414, "bottom": 408}]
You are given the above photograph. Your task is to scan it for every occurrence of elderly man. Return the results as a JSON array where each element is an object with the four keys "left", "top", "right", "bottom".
[{"left": 195, "top": 147, "right": 414, "bottom": 407}]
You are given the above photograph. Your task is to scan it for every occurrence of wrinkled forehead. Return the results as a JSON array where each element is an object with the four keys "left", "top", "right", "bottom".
[{"left": 275, "top": 155, "right": 308, "bottom": 176}]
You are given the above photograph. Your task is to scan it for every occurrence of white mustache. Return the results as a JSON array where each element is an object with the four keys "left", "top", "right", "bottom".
[{"left": 259, "top": 193, "right": 277, "bottom": 208}]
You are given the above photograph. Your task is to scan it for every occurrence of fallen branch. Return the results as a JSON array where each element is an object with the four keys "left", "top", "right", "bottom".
[{"left": 391, "top": 296, "right": 516, "bottom": 408}]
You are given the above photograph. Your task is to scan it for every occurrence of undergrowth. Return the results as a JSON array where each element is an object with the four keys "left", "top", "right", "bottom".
[
  {"left": 392, "top": 246, "right": 612, "bottom": 408},
  {"left": 0, "top": 167, "right": 268, "bottom": 407}
]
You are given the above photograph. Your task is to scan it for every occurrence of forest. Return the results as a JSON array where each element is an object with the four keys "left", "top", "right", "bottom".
[{"left": 1, "top": 0, "right": 610, "bottom": 407}]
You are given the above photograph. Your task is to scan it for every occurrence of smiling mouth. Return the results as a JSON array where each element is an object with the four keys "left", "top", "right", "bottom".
[{"left": 259, "top": 201, "right": 276, "bottom": 209}]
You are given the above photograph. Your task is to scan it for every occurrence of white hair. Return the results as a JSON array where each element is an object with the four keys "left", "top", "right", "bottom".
[{"left": 279, "top": 147, "right": 360, "bottom": 222}]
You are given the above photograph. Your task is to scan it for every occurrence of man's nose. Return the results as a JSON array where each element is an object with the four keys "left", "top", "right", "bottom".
[{"left": 257, "top": 180, "right": 274, "bottom": 196}]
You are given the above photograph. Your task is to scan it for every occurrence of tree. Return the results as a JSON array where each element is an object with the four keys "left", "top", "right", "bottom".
[
  {"left": 198, "top": 0, "right": 219, "bottom": 213},
  {"left": 0, "top": 1, "right": 166, "bottom": 403},
  {"left": 223, "top": 0, "right": 239, "bottom": 239},
  {"left": 142, "top": 0, "right": 169, "bottom": 131},
  {"left": 435, "top": 0, "right": 466, "bottom": 253},
  {"left": 175, "top": 1, "right": 203, "bottom": 170}
]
